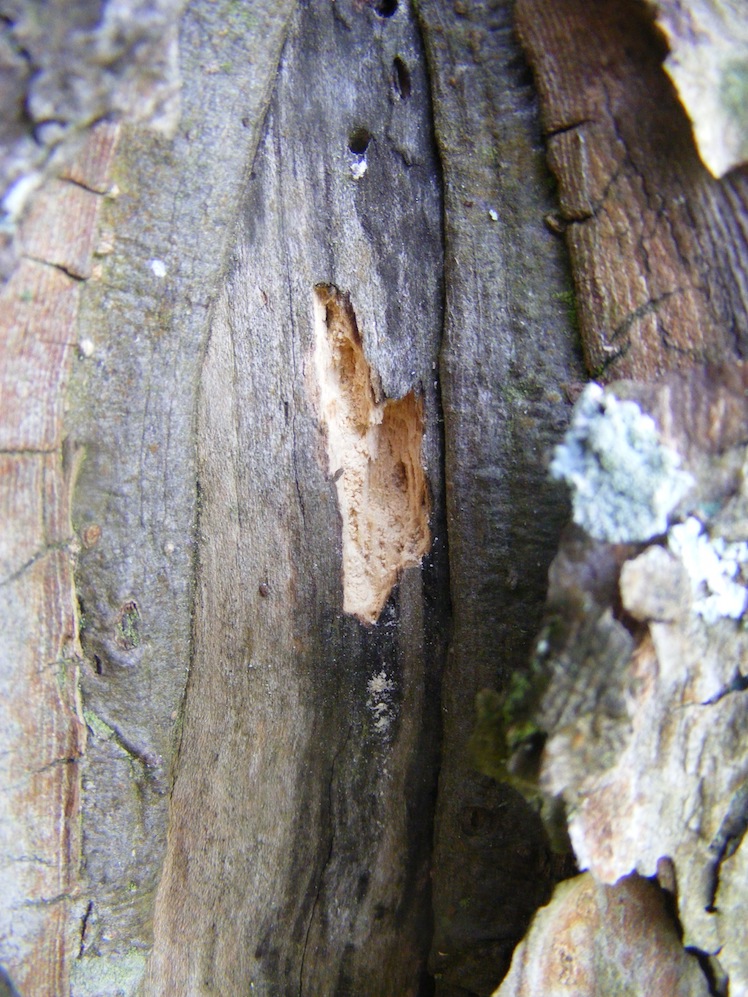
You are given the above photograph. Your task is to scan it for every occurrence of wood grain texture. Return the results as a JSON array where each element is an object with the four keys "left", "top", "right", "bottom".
[
  {"left": 11, "top": 2, "right": 747, "bottom": 993},
  {"left": 61, "top": 122, "right": 121, "bottom": 194},
  {"left": 0, "top": 124, "right": 114, "bottom": 995},
  {"left": 145, "top": 2, "right": 448, "bottom": 992},
  {"left": 0, "top": 259, "right": 79, "bottom": 451},
  {"left": 19, "top": 179, "right": 102, "bottom": 280},
  {"left": 516, "top": 0, "right": 748, "bottom": 380},
  {"left": 0, "top": 452, "right": 84, "bottom": 997},
  {"left": 67, "top": 3, "right": 297, "bottom": 988},
  {"left": 415, "top": 1, "right": 585, "bottom": 992}
]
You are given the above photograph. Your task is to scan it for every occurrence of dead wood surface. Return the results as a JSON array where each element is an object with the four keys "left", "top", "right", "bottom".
[
  {"left": 0, "top": 124, "right": 116, "bottom": 997},
  {"left": 2, "top": 1, "right": 748, "bottom": 995},
  {"left": 516, "top": 0, "right": 748, "bottom": 381}
]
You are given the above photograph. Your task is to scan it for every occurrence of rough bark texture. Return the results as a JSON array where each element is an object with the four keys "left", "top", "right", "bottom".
[
  {"left": 495, "top": 873, "right": 711, "bottom": 997},
  {"left": 66, "top": 4, "right": 296, "bottom": 992},
  {"left": 516, "top": 0, "right": 748, "bottom": 381},
  {"left": 0, "top": 0, "right": 183, "bottom": 275},
  {"left": 1, "top": 1, "right": 748, "bottom": 996},
  {"left": 0, "top": 123, "right": 117, "bottom": 997},
  {"left": 491, "top": 370, "right": 748, "bottom": 994}
]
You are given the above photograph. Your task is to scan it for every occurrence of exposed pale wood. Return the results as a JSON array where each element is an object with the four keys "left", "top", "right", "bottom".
[{"left": 312, "top": 285, "right": 431, "bottom": 624}]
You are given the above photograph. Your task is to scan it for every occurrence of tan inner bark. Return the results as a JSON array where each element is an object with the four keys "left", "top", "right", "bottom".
[{"left": 312, "top": 284, "right": 431, "bottom": 624}]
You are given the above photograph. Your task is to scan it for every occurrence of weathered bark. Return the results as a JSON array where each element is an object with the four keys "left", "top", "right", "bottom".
[
  {"left": 0, "top": 123, "right": 117, "bottom": 996},
  {"left": 1, "top": 0, "right": 748, "bottom": 995},
  {"left": 414, "top": 4, "right": 584, "bottom": 993},
  {"left": 516, "top": 0, "right": 748, "bottom": 380},
  {"left": 654, "top": 0, "right": 748, "bottom": 179},
  {"left": 492, "top": 368, "right": 748, "bottom": 995},
  {"left": 145, "top": 3, "right": 448, "bottom": 992},
  {"left": 495, "top": 873, "right": 712, "bottom": 997},
  {"left": 67, "top": 4, "right": 296, "bottom": 991}
]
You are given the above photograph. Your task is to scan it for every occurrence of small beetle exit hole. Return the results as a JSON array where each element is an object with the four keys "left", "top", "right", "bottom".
[
  {"left": 312, "top": 284, "right": 431, "bottom": 625},
  {"left": 348, "top": 127, "right": 372, "bottom": 155},
  {"left": 392, "top": 57, "right": 411, "bottom": 100},
  {"left": 373, "top": 0, "right": 398, "bottom": 15}
]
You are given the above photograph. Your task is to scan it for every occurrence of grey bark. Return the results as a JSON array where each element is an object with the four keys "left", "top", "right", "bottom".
[
  {"left": 65, "top": 2, "right": 580, "bottom": 993},
  {"left": 68, "top": 1, "right": 296, "bottom": 988},
  {"left": 145, "top": 4, "right": 448, "bottom": 993},
  {"left": 415, "top": 4, "right": 584, "bottom": 992},
  {"left": 17, "top": 0, "right": 746, "bottom": 995}
]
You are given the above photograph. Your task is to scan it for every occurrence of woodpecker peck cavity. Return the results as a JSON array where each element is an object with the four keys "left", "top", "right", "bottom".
[{"left": 312, "top": 284, "right": 430, "bottom": 624}]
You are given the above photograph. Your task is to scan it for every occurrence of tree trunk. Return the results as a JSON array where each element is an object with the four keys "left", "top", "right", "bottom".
[{"left": 1, "top": 1, "right": 746, "bottom": 996}]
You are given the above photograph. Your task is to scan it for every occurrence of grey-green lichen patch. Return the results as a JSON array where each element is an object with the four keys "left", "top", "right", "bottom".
[
  {"left": 83, "top": 708, "right": 117, "bottom": 741},
  {"left": 550, "top": 383, "right": 692, "bottom": 542},
  {"left": 71, "top": 952, "right": 146, "bottom": 997},
  {"left": 721, "top": 58, "right": 748, "bottom": 131}
]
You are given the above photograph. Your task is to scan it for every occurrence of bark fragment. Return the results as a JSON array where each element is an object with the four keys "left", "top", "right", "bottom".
[
  {"left": 653, "top": 0, "right": 748, "bottom": 178},
  {"left": 516, "top": 0, "right": 748, "bottom": 379},
  {"left": 493, "top": 873, "right": 711, "bottom": 997},
  {"left": 496, "top": 370, "right": 748, "bottom": 994}
]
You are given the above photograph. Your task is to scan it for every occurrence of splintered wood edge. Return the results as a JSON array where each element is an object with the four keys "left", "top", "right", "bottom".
[{"left": 312, "top": 284, "right": 431, "bottom": 624}]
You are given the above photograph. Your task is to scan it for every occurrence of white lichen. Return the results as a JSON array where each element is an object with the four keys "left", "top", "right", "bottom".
[
  {"left": 551, "top": 383, "right": 693, "bottom": 543},
  {"left": 668, "top": 516, "right": 748, "bottom": 623}
]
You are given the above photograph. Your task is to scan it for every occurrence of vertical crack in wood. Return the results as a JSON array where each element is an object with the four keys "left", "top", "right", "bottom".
[{"left": 312, "top": 283, "right": 431, "bottom": 625}]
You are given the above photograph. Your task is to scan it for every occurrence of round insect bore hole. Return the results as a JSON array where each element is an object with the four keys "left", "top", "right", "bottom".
[
  {"left": 372, "top": 0, "right": 398, "bottom": 16},
  {"left": 392, "top": 56, "right": 411, "bottom": 100},
  {"left": 348, "top": 127, "right": 372, "bottom": 155}
]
